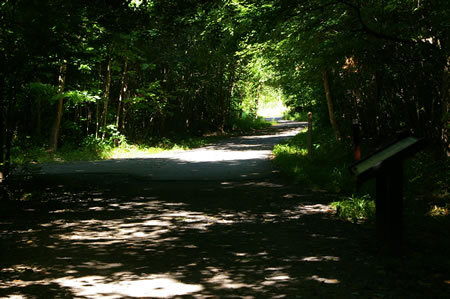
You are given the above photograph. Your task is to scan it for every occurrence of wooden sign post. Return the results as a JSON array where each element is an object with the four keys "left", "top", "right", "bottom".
[
  {"left": 349, "top": 136, "right": 425, "bottom": 254},
  {"left": 352, "top": 119, "right": 361, "bottom": 161}
]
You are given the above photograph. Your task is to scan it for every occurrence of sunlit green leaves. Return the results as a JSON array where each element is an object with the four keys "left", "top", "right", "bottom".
[
  {"left": 64, "top": 90, "right": 100, "bottom": 105},
  {"left": 78, "top": 64, "right": 92, "bottom": 72},
  {"left": 331, "top": 194, "right": 375, "bottom": 223}
]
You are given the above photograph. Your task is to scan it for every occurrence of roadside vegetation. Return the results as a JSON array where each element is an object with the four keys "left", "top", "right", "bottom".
[
  {"left": 273, "top": 121, "right": 449, "bottom": 223},
  {"left": 11, "top": 114, "right": 272, "bottom": 165}
]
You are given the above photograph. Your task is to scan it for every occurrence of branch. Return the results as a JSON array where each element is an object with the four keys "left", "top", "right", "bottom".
[{"left": 338, "top": 0, "right": 418, "bottom": 45}]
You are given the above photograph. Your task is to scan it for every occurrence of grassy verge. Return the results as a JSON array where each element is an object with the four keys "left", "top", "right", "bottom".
[
  {"left": 273, "top": 125, "right": 355, "bottom": 193},
  {"left": 10, "top": 136, "right": 221, "bottom": 165},
  {"left": 10, "top": 115, "right": 272, "bottom": 165},
  {"left": 272, "top": 125, "right": 376, "bottom": 222}
]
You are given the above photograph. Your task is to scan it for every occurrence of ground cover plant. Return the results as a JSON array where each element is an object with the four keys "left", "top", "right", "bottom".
[{"left": 330, "top": 194, "right": 375, "bottom": 223}]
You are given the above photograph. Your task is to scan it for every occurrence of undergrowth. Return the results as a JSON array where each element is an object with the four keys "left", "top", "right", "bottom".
[{"left": 231, "top": 114, "right": 272, "bottom": 132}]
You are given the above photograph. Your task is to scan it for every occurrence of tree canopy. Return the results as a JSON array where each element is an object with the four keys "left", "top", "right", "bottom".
[{"left": 1, "top": 0, "right": 448, "bottom": 174}]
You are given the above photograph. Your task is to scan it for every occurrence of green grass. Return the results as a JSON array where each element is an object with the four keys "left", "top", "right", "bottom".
[
  {"left": 11, "top": 145, "right": 102, "bottom": 165},
  {"left": 105, "top": 137, "right": 215, "bottom": 159},
  {"left": 331, "top": 194, "right": 375, "bottom": 223},
  {"left": 11, "top": 137, "right": 216, "bottom": 165},
  {"left": 273, "top": 126, "right": 354, "bottom": 193}
]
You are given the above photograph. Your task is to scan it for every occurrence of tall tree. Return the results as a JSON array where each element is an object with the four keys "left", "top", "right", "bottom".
[
  {"left": 48, "top": 61, "right": 67, "bottom": 152},
  {"left": 101, "top": 52, "right": 112, "bottom": 140}
]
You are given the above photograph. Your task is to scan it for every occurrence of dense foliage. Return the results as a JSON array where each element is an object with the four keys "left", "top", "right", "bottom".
[
  {"left": 1, "top": 0, "right": 448, "bottom": 178},
  {"left": 263, "top": 0, "right": 449, "bottom": 148}
]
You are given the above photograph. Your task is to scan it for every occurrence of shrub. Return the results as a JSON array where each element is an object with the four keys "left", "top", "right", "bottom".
[{"left": 231, "top": 114, "right": 271, "bottom": 132}]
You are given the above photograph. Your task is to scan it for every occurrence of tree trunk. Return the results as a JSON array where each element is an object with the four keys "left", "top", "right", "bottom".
[
  {"left": 121, "top": 98, "right": 128, "bottom": 132},
  {"left": 95, "top": 64, "right": 102, "bottom": 139},
  {"left": 48, "top": 61, "right": 67, "bottom": 152},
  {"left": 115, "top": 56, "right": 128, "bottom": 130},
  {"left": 5, "top": 120, "right": 13, "bottom": 172},
  {"left": 86, "top": 102, "right": 91, "bottom": 136},
  {"left": 1, "top": 75, "right": 18, "bottom": 178},
  {"left": 95, "top": 100, "right": 100, "bottom": 139},
  {"left": 222, "top": 62, "right": 236, "bottom": 131},
  {"left": 36, "top": 93, "right": 41, "bottom": 138},
  {"left": 0, "top": 82, "right": 4, "bottom": 177},
  {"left": 322, "top": 70, "right": 341, "bottom": 140},
  {"left": 101, "top": 56, "right": 112, "bottom": 140},
  {"left": 441, "top": 56, "right": 449, "bottom": 156}
]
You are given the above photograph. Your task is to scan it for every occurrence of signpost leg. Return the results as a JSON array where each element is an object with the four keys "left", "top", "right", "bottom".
[
  {"left": 352, "top": 119, "right": 361, "bottom": 161},
  {"left": 376, "top": 161, "right": 404, "bottom": 254}
]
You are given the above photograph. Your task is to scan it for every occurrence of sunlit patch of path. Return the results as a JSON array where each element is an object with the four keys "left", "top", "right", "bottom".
[
  {"left": 54, "top": 273, "right": 204, "bottom": 298},
  {"left": 36, "top": 121, "right": 305, "bottom": 180}
]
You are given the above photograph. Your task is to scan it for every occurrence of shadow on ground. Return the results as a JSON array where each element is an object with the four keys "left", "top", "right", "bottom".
[{"left": 1, "top": 174, "right": 449, "bottom": 298}]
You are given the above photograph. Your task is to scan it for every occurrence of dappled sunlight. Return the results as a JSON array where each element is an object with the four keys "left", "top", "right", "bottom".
[
  {"left": 307, "top": 275, "right": 340, "bottom": 285},
  {"left": 54, "top": 273, "right": 203, "bottom": 298},
  {"left": 172, "top": 148, "right": 272, "bottom": 162},
  {"left": 0, "top": 172, "right": 375, "bottom": 297},
  {"left": 262, "top": 272, "right": 292, "bottom": 287},
  {"left": 242, "top": 181, "right": 284, "bottom": 188},
  {"left": 56, "top": 218, "right": 174, "bottom": 244},
  {"left": 301, "top": 256, "right": 340, "bottom": 262},
  {"left": 282, "top": 204, "right": 335, "bottom": 219},
  {"left": 203, "top": 267, "right": 255, "bottom": 290},
  {"left": 45, "top": 203, "right": 238, "bottom": 245}
]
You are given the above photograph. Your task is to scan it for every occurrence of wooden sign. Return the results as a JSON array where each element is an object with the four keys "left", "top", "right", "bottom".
[
  {"left": 350, "top": 136, "right": 424, "bottom": 179},
  {"left": 349, "top": 135, "right": 425, "bottom": 254}
]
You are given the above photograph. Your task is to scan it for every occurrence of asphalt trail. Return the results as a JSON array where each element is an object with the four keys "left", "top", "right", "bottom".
[
  {"left": 1, "top": 121, "right": 448, "bottom": 298},
  {"left": 37, "top": 121, "right": 305, "bottom": 181}
]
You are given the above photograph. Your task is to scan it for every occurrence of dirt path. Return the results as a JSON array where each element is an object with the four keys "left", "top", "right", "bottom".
[{"left": 0, "top": 123, "right": 449, "bottom": 298}]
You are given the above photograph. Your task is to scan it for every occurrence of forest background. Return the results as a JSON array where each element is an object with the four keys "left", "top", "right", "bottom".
[{"left": 0, "top": 0, "right": 448, "bottom": 206}]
